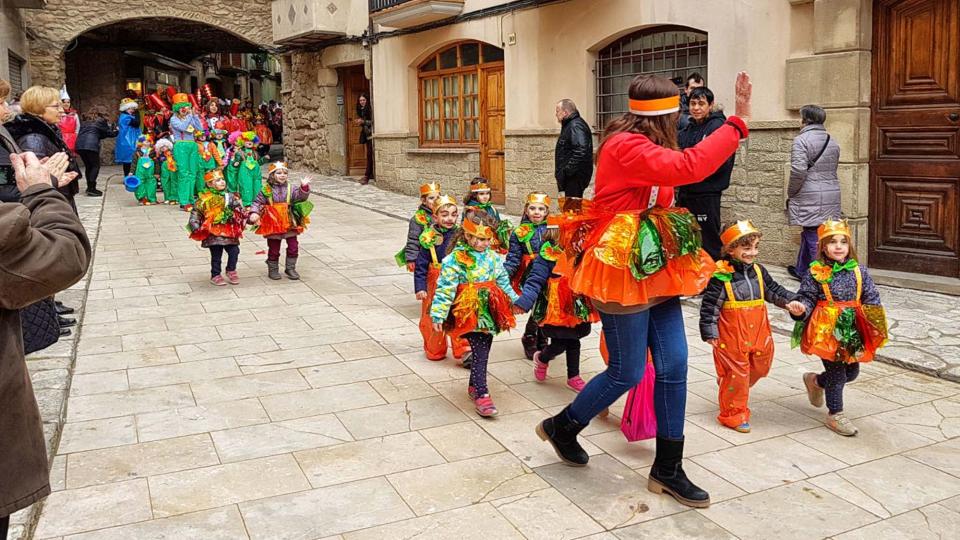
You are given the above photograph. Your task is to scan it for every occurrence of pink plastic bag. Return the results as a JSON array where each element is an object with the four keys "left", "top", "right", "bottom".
[{"left": 620, "top": 358, "right": 657, "bottom": 441}]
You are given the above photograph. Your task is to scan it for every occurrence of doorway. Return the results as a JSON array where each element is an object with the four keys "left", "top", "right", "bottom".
[
  {"left": 869, "top": 0, "right": 960, "bottom": 277},
  {"left": 480, "top": 65, "right": 506, "bottom": 204},
  {"left": 342, "top": 65, "right": 370, "bottom": 176}
]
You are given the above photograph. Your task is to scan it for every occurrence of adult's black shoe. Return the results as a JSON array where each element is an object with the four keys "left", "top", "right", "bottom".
[
  {"left": 55, "top": 301, "right": 75, "bottom": 315},
  {"left": 86, "top": 189, "right": 103, "bottom": 197},
  {"left": 648, "top": 436, "right": 710, "bottom": 508},
  {"left": 59, "top": 327, "right": 72, "bottom": 337},
  {"left": 58, "top": 316, "right": 77, "bottom": 328},
  {"left": 787, "top": 265, "right": 800, "bottom": 280},
  {"left": 536, "top": 406, "right": 589, "bottom": 466}
]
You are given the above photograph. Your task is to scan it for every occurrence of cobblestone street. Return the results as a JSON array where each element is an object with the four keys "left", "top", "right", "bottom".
[{"left": 15, "top": 171, "right": 960, "bottom": 540}]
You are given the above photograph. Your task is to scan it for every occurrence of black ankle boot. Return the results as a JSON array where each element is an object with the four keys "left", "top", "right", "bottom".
[
  {"left": 648, "top": 436, "right": 710, "bottom": 508},
  {"left": 521, "top": 334, "right": 538, "bottom": 360},
  {"left": 536, "top": 406, "right": 589, "bottom": 466}
]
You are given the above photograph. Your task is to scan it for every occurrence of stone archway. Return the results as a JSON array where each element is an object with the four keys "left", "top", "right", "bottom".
[{"left": 22, "top": 0, "right": 273, "bottom": 86}]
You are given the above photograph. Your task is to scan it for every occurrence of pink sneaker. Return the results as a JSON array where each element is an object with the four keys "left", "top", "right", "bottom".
[
  {"left": 468, "top": 386, "right": 477, "bottom": 399},
  {"left": 225, "top": 271, "right": 239, "bottom": 285},
  {"left": 567, "top": 376, "right": 586, "bottom": 392},
  {"left": 474, "top": 394, "right": 498, "bottom": 417},
  {"left": 210, "top": 275, "right": 226, "bottom": 286},
  {"left": 533, "top": 351, "right": 548, "bottom": 382}
]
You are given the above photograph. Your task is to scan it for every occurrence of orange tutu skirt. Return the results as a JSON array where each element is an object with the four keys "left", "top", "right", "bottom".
[{"left": 445, "top": 281, "right": 517, "bottom": 339}]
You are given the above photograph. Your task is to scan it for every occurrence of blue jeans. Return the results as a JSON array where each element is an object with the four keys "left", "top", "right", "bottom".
[
  {"left": 796, "top": 226, "right": 819, "bottom": 278},
  {"left": 567, "top": 297, "right": 688, "bottom": 439}
]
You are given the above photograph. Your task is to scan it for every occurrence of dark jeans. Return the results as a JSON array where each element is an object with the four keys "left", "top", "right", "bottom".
[
  {"left": 817, "top": 360, "right": 860, "bottom": 415},
  {"left": 121, "top": 162, "right": 131, "bottom": 176},
  {"left": 541, "top": 337, "right": 581, "bottom": 378},
  {"left": 267, "top": 236, "right": 299, "bottom": 261},
  {"left": 77, "top": 149, "right": 101, "bottom": 192},
  {"left": 796, "top": 226, "right": 819, "bottom": 278},
  {"left": 465, "top": 332, "right": 494, "bottom": 396},
  {"left": 568, "top": 297, "right": 688, "bottom": 438},
  {"left": 209, "top": 245, "right": 239, "bottom": 277},
  {"left": 364, "top": 140, "right": 374, "bottom": 179},
  {"left": 676, "top": 192, "right": 722, "bottom": 260}
]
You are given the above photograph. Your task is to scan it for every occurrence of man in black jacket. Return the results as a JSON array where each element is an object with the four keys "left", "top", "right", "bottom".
[
  {"left": 554, "top": 99, "right": 593, "bottom": 198},
  {"left": 677, "top": 87, "right": 735, "bottom": 259}
]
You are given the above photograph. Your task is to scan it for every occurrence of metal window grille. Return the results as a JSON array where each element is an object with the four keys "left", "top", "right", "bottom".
[
  {"left": 8, "top": 52, "right": 24, "bottom": 96},
  {"left": 595, "top": 26, "right": 707, "bottom": 130}
]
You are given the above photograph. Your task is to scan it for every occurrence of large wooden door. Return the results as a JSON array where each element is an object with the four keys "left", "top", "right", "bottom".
[
  {"left": 480, "top": 65, "right": 506, "bottom": 204},
  {"left": 342, "top": 65, "right": 370, "bottom": 176},
  {"left": 870, "top": 0, "right": 960, "bottom": 277}
]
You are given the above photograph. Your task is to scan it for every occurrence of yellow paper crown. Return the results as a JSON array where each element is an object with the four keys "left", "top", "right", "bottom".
[
  {"left": 419, "top": 182, "right": 441, "bottom": 196},
  {"left": 433, "top": 194, "right": 457, "bottom": 211},
  {"left": 817, "top": 219, "right": 850, "bottom": 241},
  {"left": 470, "top": 182, "right": 491, "bottom": 193},
  {"left": 462, "top": 218, "right": 494, "bottom": 239},
  {"left": 525, "top": 192, "right": 551, "bottom": 207},
  {"left": 720, "top": 220, "right": 760, "bottom": 247}
]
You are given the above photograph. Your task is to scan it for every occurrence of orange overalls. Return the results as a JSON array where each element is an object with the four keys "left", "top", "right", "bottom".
[
  {"left": 800, "top": 267, "right": 884, "bottom": 363},
  {"left": 714, "top": 263, "right": 774, "bottom": 428},
  {"left": 419, "top": 247, "right": 470, "bottom": 361}
]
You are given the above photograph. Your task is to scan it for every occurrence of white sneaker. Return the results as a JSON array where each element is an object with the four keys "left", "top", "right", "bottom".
[
  {"left": 826, "top": 412, "right": 858, "bottom": 436},
  {"left": 803, "top": 373, "right": 824, "bottom": 408}
]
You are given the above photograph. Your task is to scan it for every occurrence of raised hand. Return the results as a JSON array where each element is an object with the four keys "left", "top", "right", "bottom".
[{"left": 735, "top": 71, "right": 752, "bottom": 120}]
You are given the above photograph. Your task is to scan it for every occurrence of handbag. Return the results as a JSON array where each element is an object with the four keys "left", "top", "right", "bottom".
[
  {"left": 20, "top": 298, "right": 61, "bottom": 354},
  {"left": 620, "top": 356, "right": 657, "bottom": 441}
]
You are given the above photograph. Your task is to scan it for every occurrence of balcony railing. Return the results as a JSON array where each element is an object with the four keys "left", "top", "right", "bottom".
[
  {"left": 369, "top": 0, "right": 464, "bottom": 28},
  {"left": 369, "top": 0, "right": 409, "bottom": 12}
]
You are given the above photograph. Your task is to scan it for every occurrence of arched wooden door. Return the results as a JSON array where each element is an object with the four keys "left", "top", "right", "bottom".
[
  {"left": 480, "top": 65, "right": 505, "bottom": 204},
  {"left": 870, "top": 0, "right": 960, "bottom": 277}
]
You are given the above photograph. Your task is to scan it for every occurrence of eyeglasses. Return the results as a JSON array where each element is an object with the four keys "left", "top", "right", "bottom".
[{"left": 46, "top": 104, "right": 65, "bottom": 111}]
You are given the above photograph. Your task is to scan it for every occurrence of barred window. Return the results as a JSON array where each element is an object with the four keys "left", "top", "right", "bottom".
[
  {"left": 595, "top": 26, "right": 707, "bottom": 130},
  {"left": 418, "top": 41, "right": 502, "bottom": 145}
]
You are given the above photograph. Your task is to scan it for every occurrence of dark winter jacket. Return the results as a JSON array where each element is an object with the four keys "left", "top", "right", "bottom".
[
  {"left": 678, "top": 92, "right": 691, "bottom": 130},
  {"left": 357, "top": 103, "right": 373, "bottom": 144},
  {"left": 677, "top": 110, "right": 735, "bottom": 196},
  {"left": 514, "top": 254, "right": 554, "bottom": 312},
  {"left": 787, "top": 123, "right": 841, "bottom": 227},
  {"left": 505, "top": 220, "right": 546, "bottom": 276},
  {"left": 699, "top": 260, "right": 796, "bottom": 341},
  {"left": 793, "top": 260, "right": 881, "bottom": 320},
  {"left": 554, "top": 111, "right": 594, "bottom": 194},
  {"left": 0, "top": 124, "right": 21, "bottom": 202},
  {"left": 5, "top": 114, "right": 83, "bottom": 201},
  {"left": 404, "top": 204, "right": 434, "bottom": 265},
  {"left": 413, "top": 224, "right": 457, "bottom": 293},
  {"left": 76, "top": 118, "right": 118, "bottom": 153}
]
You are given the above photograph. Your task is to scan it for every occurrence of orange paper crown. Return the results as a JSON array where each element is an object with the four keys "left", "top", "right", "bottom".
[
  {"left": 419, "top": 182, "right": 441, "bottom": 196},
  {"left": 470, "top": 182, "right": 491, "bottom": 193},
  {"left": 628, "top": 95, "right": 681, "bottom": 116},
  {"left": 462, "top": 218, "right": 494, "bottom": 239},
  {"left": 720, "top": 220, "right": 760, "bottom": 247},
  {"left": 525, "top": 192, "right": 551, "bottom": 207},
  {"left": 267, "top": 161, "right": 288, "bottom": 175},
  {"left": 817, "top": 219, "right": 851, "bottom": 241},
  {"left": 204, "top": 169, "right": 225, "bottom": 184},
  {"left": 433, "top": 194, "right": 457, "bottom": 211}
]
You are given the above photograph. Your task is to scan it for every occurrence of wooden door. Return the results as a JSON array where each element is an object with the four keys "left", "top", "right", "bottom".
[
  {"left": 480, "top": 65, "right": 506, "bottom": 204},
  {"left": 342, "top": 65, "right": 370, "bottom": 176},
  {"left": 870, "top": 0, "right": 960, "bottom": 277}
]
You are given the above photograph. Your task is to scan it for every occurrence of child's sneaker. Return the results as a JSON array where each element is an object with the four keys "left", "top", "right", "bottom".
[
  {"left": 225, "top": 271, "right": 239, "bottom": 285},
  {"left": 474, "top": 394, "right": 498, "bottom": 417},
  {"left": 210, "top": 275, "right": 226, "bottom": 286},
  {"left": 533, "top": 351, "right": 548, "bottom": 381},
  {"left": 467, "top": 386, "right": 477, "bottom": 399},
  {"left": 826, "top": 412, "right": 858, "bottom": 436},
  {"left": 803, "top": 372, "right": 824, "bottom": 408},
  {"left": 734, "top": 422, "right": 751, "bottom": 433},
  {"left": 567, "top": 376, "right": 586, "bottom": 392}
]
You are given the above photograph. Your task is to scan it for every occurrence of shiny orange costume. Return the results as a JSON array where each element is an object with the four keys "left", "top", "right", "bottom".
[
  {"left": 419, "top": 236, "right": 470, "bottom": 361},
  {"left": 799, "top": 266, "right": 886, "bottom": 363},
  {"left": 713, "top": 264, "right": 774, "bottom": 428}
]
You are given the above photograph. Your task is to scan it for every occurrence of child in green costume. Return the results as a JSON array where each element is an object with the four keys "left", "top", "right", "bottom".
[
  {"left": 132, "top": 135, "right": 158, "bottom": 205},
  {"left": 231, "top": 131, "right": 265, "bottom": 207},
  {"left": 170, "top": 92, "right": 204, "bottom": 211},
  {"left": 155, "top": 137, "right": 178, "bottom": 205},
  {"left": 196, "top": 130, "right": 223, "bottom": 194}
]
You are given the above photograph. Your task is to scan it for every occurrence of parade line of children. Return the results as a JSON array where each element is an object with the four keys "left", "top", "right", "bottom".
[{"left": 403, "top": 181, "right": 888, "bottom": 432}]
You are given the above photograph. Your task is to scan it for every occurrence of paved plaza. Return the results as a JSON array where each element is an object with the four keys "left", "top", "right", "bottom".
[{"left": 12, "top": 170, "right": 960, "bottom": 540}]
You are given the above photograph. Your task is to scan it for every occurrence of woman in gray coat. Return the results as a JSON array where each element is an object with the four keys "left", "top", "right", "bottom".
[{"left": 786, "top": 105, "right": 841, "bottom": 279}]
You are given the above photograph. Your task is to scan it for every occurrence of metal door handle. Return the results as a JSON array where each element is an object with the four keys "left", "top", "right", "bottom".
[
  {"left": 491, "top": 151, "right": 504, "bottom": 156},
  {"left": 950, "top": 113, "right": 959, "bottom": 121}
]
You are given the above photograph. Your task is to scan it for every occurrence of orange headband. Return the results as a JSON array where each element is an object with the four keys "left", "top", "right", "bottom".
[
  {"left": 720, "top": 220, "right": 760, "bottom": 247},
  {"left": 462, "top": 218, "right": 494, "bottom": 239},
  {"left": 470, "top": 182, "right": 491, "bottom": 193},
  {"left": 628, "top": 95, "right": 681, "bottom": 116}
]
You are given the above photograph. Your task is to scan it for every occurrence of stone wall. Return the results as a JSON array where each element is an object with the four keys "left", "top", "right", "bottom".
[
  {"left": 282, "top": 51, "right": 343, "bottom": 175},
  {"left": 23, "top": 0, "right": 273, "bottom": 87},
  {"left": 373, "top": 134, "right": 480, "bottom": 197}
]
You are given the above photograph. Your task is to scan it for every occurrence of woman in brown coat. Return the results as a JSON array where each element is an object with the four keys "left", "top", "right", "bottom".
[{"left": 0, "top": 140, "right": 91, "bottom": 532}]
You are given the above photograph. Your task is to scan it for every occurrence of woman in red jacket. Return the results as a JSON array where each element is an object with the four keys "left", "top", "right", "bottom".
[{"left": 536, "top": 73, "right": 751, "bottom": 509}]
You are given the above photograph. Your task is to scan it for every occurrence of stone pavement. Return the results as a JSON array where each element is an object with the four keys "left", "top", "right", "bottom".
[{"left": 16, "top": 171, "right": 960, "bottom": 539}]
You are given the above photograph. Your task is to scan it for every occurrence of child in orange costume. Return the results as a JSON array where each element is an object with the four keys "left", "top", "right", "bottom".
[
  {"left": 414, "top": 195, "right": 470, "bottom": 363},
  {"left": 699, "top": 221, "right": 803, "bottom": 432}
]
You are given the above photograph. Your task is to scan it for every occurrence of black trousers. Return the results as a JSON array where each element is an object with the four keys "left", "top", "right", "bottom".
[
  {"left": 122, "top": 162, "right": 132, "bottom": 176},
  {"left": 540, "top": 337, "right": 581, "bottom": 378},
  {"left": 560, "top": 175, "right": 590, "bottom": 199},
  {"left": 209, "top": 245, "right": 240, "bottom": 277},
  {"left": 676, "top": 192, "right": 722, "bottom": 260},
  {"left": 77, "top": 149, "right": 101, "bottom": 192},
  {"left": 364, "top": 140, "right": 374, "bottom": 179},
  {"left": 1, "top": 515, "right": 9, "bottom": 538}
]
